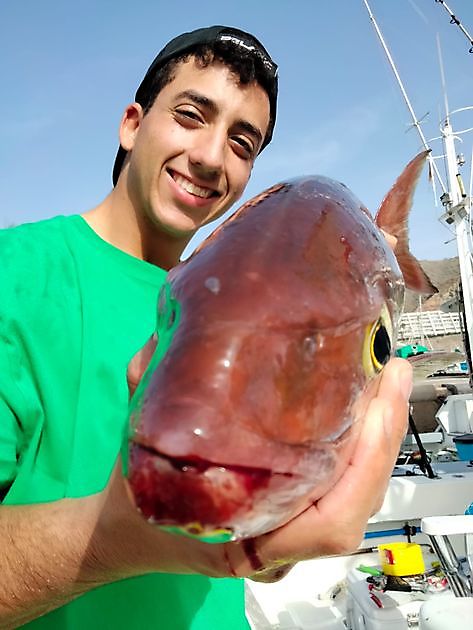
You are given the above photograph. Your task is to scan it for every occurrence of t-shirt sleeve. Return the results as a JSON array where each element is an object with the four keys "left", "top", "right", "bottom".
[
  {"left": 0, "top": 261, "right": 22, "bottom": 495},
  {"left": 0, "top": 395, "right": 20, "bottom": 493}
]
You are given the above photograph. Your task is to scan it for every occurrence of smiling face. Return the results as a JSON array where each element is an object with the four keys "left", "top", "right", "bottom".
[{"left": 119, "top": 58, "right": 270, "bottom": 242}]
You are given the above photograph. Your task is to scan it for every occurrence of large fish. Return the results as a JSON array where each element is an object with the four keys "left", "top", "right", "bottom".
[{"left": 124, "top": 152, "right": 436, "bottom": 542}]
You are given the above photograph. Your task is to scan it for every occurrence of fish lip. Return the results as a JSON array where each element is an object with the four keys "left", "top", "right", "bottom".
[
  {"left": 127, "top": 443, "right": 334, "bottom": 537},
  {"left": 130, "top": 440, "right": 295, "bottom": 479}
]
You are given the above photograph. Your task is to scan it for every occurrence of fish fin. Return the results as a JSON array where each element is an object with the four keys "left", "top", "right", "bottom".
[{"left": 375, "top": 151, "right": 438, "bottom": 296}]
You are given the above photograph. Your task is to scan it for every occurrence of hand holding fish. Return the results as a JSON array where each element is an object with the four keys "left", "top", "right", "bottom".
[
  {"left": 96, "top": 355, "right": 411, "bottom": 583},
  {"left": 223, "top": 356, "right": 412, "bottom": 581}
]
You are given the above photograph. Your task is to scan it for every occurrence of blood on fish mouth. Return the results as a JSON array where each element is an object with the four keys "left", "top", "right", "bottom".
[{"left": 128, "top": 442, "right": 295, "bottom": 528}]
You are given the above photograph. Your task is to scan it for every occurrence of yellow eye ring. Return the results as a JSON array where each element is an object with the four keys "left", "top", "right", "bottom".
[
  {"left": 362, "top": 304, "right": 393, "bottom": 378},
  {"left": 370, "top": 321, "right": 391, "bottom": 371}
]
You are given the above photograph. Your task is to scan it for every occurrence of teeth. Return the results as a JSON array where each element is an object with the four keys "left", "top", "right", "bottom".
[{"left": 174, "top": 174, "right": 214, "bottom": 199}]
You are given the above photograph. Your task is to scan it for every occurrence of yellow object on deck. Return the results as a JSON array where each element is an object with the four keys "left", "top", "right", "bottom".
[{"left": 378, "top": 542, "right": 425, "bottom": 576}]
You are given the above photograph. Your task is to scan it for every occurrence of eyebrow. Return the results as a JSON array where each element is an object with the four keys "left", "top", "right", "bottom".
[
  {"left": 174, "top": 89, "right": 264, "bottom": 148},
  {"left": 176, "top": 90, "right": 217, "bottom": 113}
]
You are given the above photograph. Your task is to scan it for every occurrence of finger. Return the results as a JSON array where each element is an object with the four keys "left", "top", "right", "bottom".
[
  {"left": 366, "top": 358, "right": 412, "bottom": 510},
  {"left": 376, "top": 357, "right": 412, "bottom": 426}
]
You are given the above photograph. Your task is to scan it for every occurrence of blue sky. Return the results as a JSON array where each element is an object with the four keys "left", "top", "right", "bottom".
[{"left": 1, "top": 0, "right": 472, "bottom": 260}]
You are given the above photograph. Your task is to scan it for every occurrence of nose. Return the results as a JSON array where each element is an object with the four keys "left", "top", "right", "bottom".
[{"left": 188, "top": 127, "right": 225, "bottom": 179}]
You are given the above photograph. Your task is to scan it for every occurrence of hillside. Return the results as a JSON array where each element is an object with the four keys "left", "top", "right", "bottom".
[{"left": 404, "top": 257, "right": 460, "bottom": 312}]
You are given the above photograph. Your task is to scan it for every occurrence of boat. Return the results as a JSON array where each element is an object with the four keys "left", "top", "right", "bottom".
[{"left": 245, "top": 2, "right": 473, "bottom": 628}]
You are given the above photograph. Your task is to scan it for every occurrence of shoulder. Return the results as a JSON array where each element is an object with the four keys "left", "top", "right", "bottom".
[
  {"left": 0, "top": 214, "right": 82, "bottom": 264},
  {"left": 0, "top": 215, "right": 71, "bottom": 254},
  {"left": 0, "top": 215, "right": 80, "bottom": 306}
]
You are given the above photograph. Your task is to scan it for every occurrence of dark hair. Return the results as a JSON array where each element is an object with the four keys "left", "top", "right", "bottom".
[
  {"left": 112, "top": 26, "right": 278, "bottom": 186},
  {"left": 141, "top": 41, "right": 276, "bottom": 128}
]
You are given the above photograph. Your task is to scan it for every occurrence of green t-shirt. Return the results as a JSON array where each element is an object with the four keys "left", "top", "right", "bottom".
[{"left": 0, "top": 215, "right": 248, "bottom": 629}]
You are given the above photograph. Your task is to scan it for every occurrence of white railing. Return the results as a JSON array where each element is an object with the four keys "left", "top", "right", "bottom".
[{"left": 398, "top": 309, "right": 462, "bottom": 341}]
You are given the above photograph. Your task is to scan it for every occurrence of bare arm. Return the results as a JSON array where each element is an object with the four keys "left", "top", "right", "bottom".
[
  {"left": 0, "top": 492, "right": 108, "bottom": 627},
  {"left": 0, "top": 464, "right": 229, "bottom": 628}
]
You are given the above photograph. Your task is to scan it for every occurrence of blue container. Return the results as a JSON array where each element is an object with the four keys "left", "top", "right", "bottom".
[{"left": 453, "top": 434, "right": 473, "bottom": 461}]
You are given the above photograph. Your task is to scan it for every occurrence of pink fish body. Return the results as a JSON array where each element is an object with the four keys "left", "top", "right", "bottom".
[{"left": 126, "top": 152, "right": 435, "bottom": 541}]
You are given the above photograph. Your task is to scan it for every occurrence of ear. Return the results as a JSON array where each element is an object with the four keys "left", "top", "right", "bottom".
[{"left": 119, "top": 103, "right": 144, "bottom": 152}]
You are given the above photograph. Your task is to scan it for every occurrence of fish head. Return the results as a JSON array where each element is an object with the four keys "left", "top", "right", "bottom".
[{"left": 125, "top": 174, "right": 405, "bottom": 541}]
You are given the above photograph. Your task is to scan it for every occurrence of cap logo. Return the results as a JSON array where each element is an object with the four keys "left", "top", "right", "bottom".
[{"left": 218, "top": 34, "right": 278, "bottom": 76}]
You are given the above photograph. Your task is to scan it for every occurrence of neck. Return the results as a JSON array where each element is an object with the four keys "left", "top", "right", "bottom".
[{"left": 82, "top": 185, "right": 192, "bottom": 271}]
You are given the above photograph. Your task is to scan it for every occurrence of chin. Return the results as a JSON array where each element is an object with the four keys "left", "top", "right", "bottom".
[{"left": 146, "top": 210, "right": 200, "bottom": 239}]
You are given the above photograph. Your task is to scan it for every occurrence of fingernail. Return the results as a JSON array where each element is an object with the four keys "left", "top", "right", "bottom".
[{"left": 398, "top": 366, "right": 413, "bottom": 400}]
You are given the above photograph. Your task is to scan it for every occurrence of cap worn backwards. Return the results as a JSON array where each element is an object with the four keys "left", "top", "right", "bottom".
[{"left": 112, "top": 25, "right": 278, "bottom": 186}]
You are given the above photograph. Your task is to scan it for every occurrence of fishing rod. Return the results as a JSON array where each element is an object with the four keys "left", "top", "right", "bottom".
[
  {"left": 434, "top": 0, "right": 473, "bottom": 54},
  {"left": 362, "top": 0, "right": 446, "bottom": 195}
]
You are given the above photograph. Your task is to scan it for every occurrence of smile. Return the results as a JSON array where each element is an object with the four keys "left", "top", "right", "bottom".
[{"left": 171, "top": 171, "right": 218, "bottom": 199}]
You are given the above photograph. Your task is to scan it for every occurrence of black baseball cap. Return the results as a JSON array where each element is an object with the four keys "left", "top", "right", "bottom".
[{"left": 112, "top": 25, "right": 278, "bottom": 186}]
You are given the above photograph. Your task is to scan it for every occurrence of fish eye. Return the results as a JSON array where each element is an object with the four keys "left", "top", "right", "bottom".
[
  {"left": 362, "top": 304, "right": 393, "bottom": 377},
  {"left": 371, "top": 322, "right": 391, "bottom": 370}
]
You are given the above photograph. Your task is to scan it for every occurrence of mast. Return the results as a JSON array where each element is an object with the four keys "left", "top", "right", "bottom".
[
  {"left": 363, "top": 0, "right": 473, "bottom": 366},
  {"left": 435, "top": 6, "right": 473, "bottom": 372},
  {"left": 440, "top": 117, "right": 473, "bottom": 375}
]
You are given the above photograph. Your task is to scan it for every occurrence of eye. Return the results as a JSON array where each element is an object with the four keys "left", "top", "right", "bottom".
[
  {"left": 174, "top": 108, "right": 204, "bottom": 126},
  {"left": 362, "top": 304, "right": 393, "bottom": 377},
  {"left": 230, "top": 136, "right": 255, "bottom": 160},
  {"left": 371, "top": 322, "right": 391, "bottom": 370}
]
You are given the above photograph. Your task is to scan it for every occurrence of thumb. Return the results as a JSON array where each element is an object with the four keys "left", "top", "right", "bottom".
[{"left": 127, "top": 333, "right": 157, "bottom": 397}]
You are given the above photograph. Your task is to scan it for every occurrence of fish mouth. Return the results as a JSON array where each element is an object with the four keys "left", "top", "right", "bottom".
[
  {"left": 127, "top": 442, "right": 295, "bottom": 538},
  {"left": 132, "top": 441, "right": 291, "bottom": 477}
]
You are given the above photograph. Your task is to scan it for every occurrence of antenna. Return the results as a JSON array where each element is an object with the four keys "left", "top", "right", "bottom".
[
  {"left": 437, "top": 34, "right": 450, "bottom": 122},
  {"left": 470, "top": 145, "right": 473, "bottom": 199},
  {"left": 362, "top": 0, "right": 447, "bottom": 194}
]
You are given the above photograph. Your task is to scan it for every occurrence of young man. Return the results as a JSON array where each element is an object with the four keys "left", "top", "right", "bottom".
[{"left": 0, "top": 26, "right": 412, "bottom": 629}]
